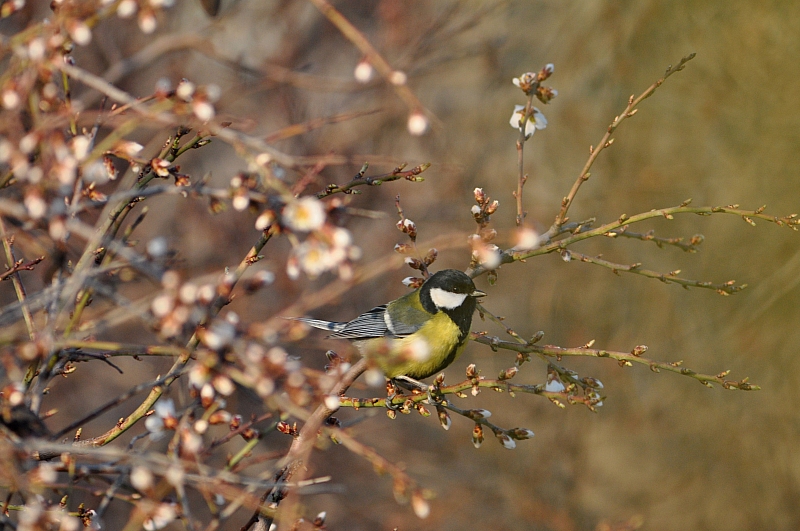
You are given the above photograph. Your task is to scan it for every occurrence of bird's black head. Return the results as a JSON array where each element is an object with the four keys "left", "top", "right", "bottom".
[
  {"left": 419, "top": 269, "right": 485, "bottom": 338},
  {"left": 420, "top": 269, "right": 481, "bottom": 307}
]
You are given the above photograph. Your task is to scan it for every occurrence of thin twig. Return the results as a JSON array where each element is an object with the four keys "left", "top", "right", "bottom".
[
  {"left": 607, "top": 227, "right": 701, "bottom": 252},
  {"left": 468, "top": 202, "right": 799, "bottom": 277},
  {"left": 514, "top": 93, "right": 534, "bottom": 226},
  {"left": 315, "top": 162, "right": 431, "bottom": 199},
  {"left": 307, "top": 0, "right": 432, "bottom": 120},
  {"left": 264, "top": 109, "right": 380, "bottom": 144},
  {"left": 0, "top": 256, "right": 45, "bottom": 282},
  {"left": 50, "top": 371, "right": 185, "bottom": 440},
  {"left": 471, "top": 334, "right": 758, "bottom": 390},
  {"left": 250, "top": 359, "right": 368, "bottom": 531},
  {"left": 550, "top": 53, "right": 696, "bottom": 233},
  {"left": 566, "top": 250, "right": 744, "bottom": 294},
  {"left": 0, "top": 220, "right": 39, "bottom": 392}
]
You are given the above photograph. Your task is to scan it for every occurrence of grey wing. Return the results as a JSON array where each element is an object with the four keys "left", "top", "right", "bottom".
[
  {"left": 328, "top": 301, "right": 429, "bottom": 340},
  {"left": 382, "top": 302, "right": 429, "bottom": 337},
  {"left": 328, "top": 305, "right": 392, "bottom": 340}
]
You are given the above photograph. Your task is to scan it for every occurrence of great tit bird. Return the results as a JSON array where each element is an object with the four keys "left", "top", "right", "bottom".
[{"left": 295, "top": 269, "right": 485, "bottom": 383}]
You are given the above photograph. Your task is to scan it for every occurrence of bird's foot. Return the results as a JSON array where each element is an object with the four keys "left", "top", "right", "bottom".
[
  {"left": 392, "top": 376, "right": 445, "bottom": 406},
  {"left": 385, "top": 389, "right": 404, "bottom": 411}
]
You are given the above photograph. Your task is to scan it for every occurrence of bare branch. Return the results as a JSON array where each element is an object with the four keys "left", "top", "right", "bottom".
[
  {"left": 566, "top": 250, "right": 745, "bottom": 295},
  {"left": 550, "top": 53, "right": 697, "bottom": 232}
]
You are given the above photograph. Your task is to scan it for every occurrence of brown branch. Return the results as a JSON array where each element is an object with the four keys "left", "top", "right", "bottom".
[
  {"left": 514, "top": 93, "right": 535, "bottom": 226},
  {"left": 566, "top": 250, "right": 745, "bottom": 294},
  {"left": 607, "top": 227, "right": 701, "bottom": 252},
  {"left": 550, "top": 53, "right": 696, "bottom": 232},
  {"left": 264, "top": 109, "right": 380, "bottom": 144},
  {"left": 471, "top": 334, "right": 759, "bottom": 390},
  {"left": 338, "top": 378, "right": 586, "bottom": 409},
  {"left": 307, "top": 0, "right": 432, "bottom": 122},
  {"left": 0, "top": 255, "right": 45, "bottom": 282},
  {"left": 251, "top": 359, "right": 368, "bottom": 531},
  {"left": 467, "top": 202, "right": 799, "bottom": 277},
  {"left": 315, "top": 162, "right": 431, "bottom": 199}
]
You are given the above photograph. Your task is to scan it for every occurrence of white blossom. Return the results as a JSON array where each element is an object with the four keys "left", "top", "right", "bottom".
[
  {"left": 509, "top": 105, "right": 547, "bottom": 138},
  {"left": 283, "top": 197, "right": 325, "bottom": 232}
]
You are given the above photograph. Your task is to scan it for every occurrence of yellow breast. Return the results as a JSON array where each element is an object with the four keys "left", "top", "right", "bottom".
[{"left": 353, "top": 312, "right": 467, "bottom": 380}]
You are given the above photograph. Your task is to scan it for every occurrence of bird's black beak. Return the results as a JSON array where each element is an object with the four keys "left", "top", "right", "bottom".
[{"left": 471, "top": 289, "right": 486, "bottom": 298}]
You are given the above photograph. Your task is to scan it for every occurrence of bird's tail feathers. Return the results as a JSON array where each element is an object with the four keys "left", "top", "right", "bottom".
[{"left": 289, "top": 317, "right": 347, "bottom": 333}]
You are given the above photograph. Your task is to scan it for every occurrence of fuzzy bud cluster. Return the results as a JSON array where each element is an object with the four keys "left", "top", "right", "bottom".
[
  {"left": 286, "top": 225, "right": 360, "bottom": 280},
  {"left": 511, "top": 63, "right": 558, "bottom": 104},
  {"left": 469, "top": 188, "right": 502, "bottom": 271},
  {"left": 471, "top": 188, "right": 499, "bottom": 226},
  {"left": 151, "top": 271, "right": 216, "bottom": 340},
  {"left": 173, "top": 79, "right": 219, "bottom": 121},
  {"left": 229, "top": 173, "right": 262, "bottom": 212}
]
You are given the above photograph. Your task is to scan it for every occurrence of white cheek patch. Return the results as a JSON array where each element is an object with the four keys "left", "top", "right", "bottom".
[{"left": 429, "top": 287, "right": 468, "bottom": 309}]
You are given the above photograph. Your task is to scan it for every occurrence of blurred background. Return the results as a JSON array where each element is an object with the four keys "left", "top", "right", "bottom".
[{"left": 7, "top": 1, "right": 800, "bottom": 530}]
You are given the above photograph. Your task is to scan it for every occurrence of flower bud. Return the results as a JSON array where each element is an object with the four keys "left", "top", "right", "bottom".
[
  {"left": 631, "top": 345, "right": 648, "bottom": 357},
  {"left": 539, "top": 63, "right": 555, "bottom": 80},
  {"left": 437, "top": 406, "right": 451, "bottom": 431},
  {"left": 404, "top": 257, "right": 423, "bottom": 270},
  {"left": 496, "top": 432, "right": 516, "bottom": 450},
  {"left": 498, "top": 367, "right": 518, "bottom": 380},
  {"left": 472, "top": 424, "right": 484, "bottom": 448},
  {"left": 509, "top": 427, "right": 535, "bottom": 440},
  {"left": 402, "top": 276, "right": 424, "bottom": 288},
  {"left": 411, "top": 491, "right": 430, "bottom": 519},
  {"left": 464, "top": 409, "right": 491, "bottom": 420},
  {"left": 423, "top": 248, "right": 438, "bottom": 265}
]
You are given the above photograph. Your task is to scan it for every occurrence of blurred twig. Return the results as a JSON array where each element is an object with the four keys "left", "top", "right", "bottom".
[
  {"left": 307, "top": 0, "right": 434, "bottom": 126},
  {"left": 264, "top": 109, "right": 380, "bottom": 143}
]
